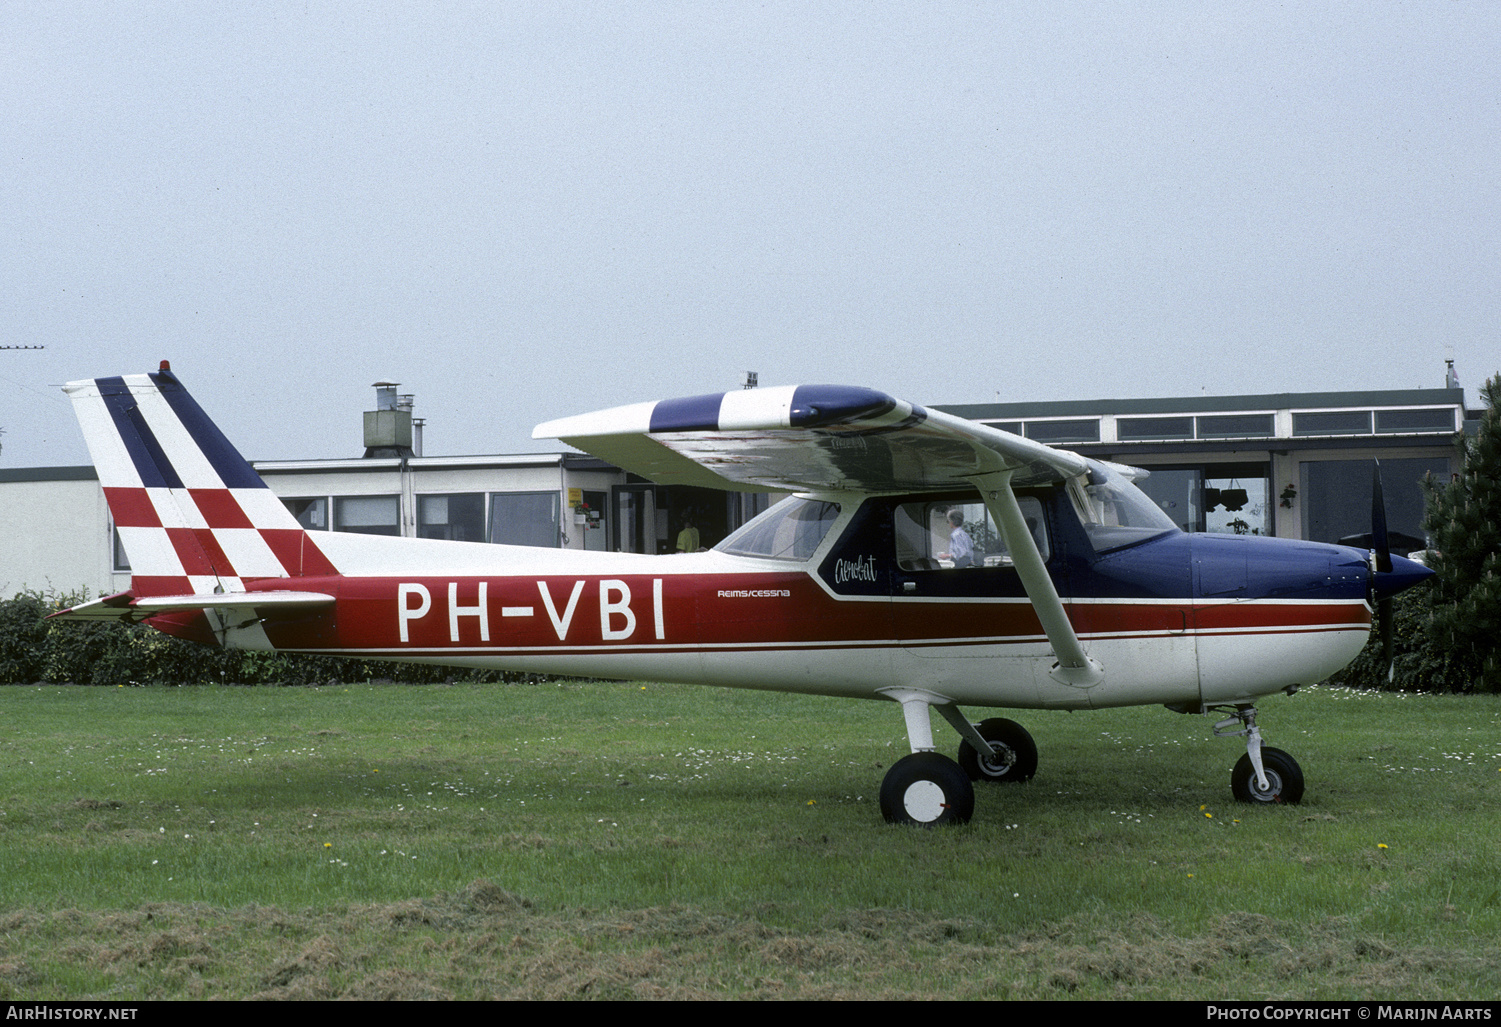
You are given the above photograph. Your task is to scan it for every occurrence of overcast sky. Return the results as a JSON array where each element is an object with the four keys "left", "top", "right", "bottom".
[{"left": 3, "top": 2, "right": 1497, "bottom": 467}]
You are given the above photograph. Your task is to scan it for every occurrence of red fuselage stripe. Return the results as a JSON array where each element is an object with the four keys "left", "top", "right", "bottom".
[{"left": 223, "top": 572, "right": 1371, "bottom": 655}]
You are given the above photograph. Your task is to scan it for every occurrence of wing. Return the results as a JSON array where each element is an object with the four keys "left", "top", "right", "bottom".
[
  {"left": 536, "top": 384, "right": 1105, "bottom": 686},
  {"left": 533, "top": 385, "right": 1088, "bottom": 493}
]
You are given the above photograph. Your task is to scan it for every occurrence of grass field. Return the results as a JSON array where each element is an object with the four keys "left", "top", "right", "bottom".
[{"left": 0, "top": 680, "right": 1497, "bottom": 1000}]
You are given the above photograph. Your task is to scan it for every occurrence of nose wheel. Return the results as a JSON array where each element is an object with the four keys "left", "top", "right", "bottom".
[
  {"left": 1231, "top": 747, "right": 1304, "bottom": 804},
  {"left": 1214, "top": 706, "right": 1304, "bottom": 805}
]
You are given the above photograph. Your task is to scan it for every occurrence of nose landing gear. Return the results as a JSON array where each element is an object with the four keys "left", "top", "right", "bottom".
[{"left": 1214, "top": 705, "right": 1304, "bottom": 804}]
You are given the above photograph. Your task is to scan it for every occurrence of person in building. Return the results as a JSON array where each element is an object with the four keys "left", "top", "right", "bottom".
[{"left": 676, "top": 513, "right": 701, "bottom": 554}]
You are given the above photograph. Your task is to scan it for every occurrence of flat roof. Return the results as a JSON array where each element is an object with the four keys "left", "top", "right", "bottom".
[
  {"left": 0, "top": 452, "right": 618, "bottom": 483},
  {"left": 936, "top": 387, "right": 1466, "bottom": 420},
  {"left": 0, "top": 466, "right": 97, "bottom": 483},
  {"left": 0, "top": 387, "right": 1469, "bottom": 484},
  {"left": 252, "top": 452, "right": 617, "bottom": 475},
  {"left": 1062, "top": 434, "right": 1460, "bottom": 459}
]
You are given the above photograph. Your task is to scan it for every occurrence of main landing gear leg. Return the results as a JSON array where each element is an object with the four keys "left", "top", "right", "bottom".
[
  {"left": 877, "top": 692, "right": 975, "bottom": 826},
  {"left": 939, "top": 707, "right": 1038, "bottom": 785},
  {"left": 1213, "top": 705, "right": 1305, "bottom": 805}
]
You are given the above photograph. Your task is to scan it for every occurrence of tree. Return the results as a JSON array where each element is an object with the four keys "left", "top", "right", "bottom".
[{"left": 1420, "top": 373, "right": 1501, "bottom": 692}]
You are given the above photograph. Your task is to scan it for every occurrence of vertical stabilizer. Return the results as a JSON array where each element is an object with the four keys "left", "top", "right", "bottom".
[{"left": 64, "top": 364, "right": 339, "bottom": 596}]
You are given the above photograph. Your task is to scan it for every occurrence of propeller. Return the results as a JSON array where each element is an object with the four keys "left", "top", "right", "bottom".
[
  {"left": 1337, "top": 460, "right": 1437, "bottom": 683},
  {"left": 1370, "top": 461, "right": 1394, "bottom": 679},
  {"left": 1374, "top": 459, "right": 1404, "bottom": 681},
  {"left": 1371, "top": 460, "right": 1392, "bottom": 574}
]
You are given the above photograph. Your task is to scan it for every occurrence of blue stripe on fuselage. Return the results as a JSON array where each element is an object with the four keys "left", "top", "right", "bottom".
[
  {"left": 1078, "top": 532, "right": 1369, "bottom": 603},
  {"left": 1192, "top": 533, "right": 1369, "bottom": 602}
]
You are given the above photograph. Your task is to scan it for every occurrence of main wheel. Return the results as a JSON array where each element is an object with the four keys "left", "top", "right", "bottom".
[
  {"left": 957, "top": 718, "right": 1038, "bottom": 783},
  {"left": 880, "top": 752, "right": 975, "bottom": 826},
  {"left": 1231, "top": 747, "right": 1304, "bottom": 804}
]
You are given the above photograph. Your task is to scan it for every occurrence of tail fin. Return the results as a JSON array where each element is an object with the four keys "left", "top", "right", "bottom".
[{"left": 65, "top": 363, "right": 339, "bottom": 597}]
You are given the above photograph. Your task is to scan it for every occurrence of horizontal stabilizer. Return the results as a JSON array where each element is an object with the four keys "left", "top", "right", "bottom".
[{"left": 49, "top": 590, "right": 336, "bottom": 623}]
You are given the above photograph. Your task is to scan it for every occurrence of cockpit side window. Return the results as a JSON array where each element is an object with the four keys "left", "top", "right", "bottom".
[
  {"left": 895, "top": 496, "right": 1049, "bottom": 571},
  {"left": 716, "top": 498, "right": 843, "bottom": 561}
]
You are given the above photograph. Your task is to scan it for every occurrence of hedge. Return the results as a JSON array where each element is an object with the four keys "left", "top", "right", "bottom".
[{"left": 0, "top": 591, "right": 542, "bottom": 686}]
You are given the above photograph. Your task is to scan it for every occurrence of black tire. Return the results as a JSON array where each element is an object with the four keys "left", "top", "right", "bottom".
[
  {"left": 957, "top": 718, "right": 1038, "bottom": 783},
  {"left": 879, "top": 752, "right": 975, "bottom": 826},
  {"left": 1231, "top": 747, "right": 1304, "bottom": 804}
]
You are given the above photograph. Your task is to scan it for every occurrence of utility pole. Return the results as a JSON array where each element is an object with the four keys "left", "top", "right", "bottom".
[{"left": 1, "top": 344, "right": 44, "bottom": 455}]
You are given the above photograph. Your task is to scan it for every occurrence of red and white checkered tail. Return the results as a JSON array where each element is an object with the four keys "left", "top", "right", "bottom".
[{"left": 64, "top": 365, "right": 339, "bottom": 597}]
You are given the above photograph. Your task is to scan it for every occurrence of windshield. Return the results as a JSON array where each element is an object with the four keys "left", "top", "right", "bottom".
[
  {"left": 716, "top": 497, "right": 842, "bottom": 561},
  {"left": 1069, "top": 463, "right": 1179, "bottom": 552}
]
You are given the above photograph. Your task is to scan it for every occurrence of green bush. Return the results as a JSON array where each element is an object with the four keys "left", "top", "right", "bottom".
[
  {"left": 1332, "top": 581, "right": 1481, "bottom": 693},
  {"left": 1334, "top": 373, "right": 1501, "bottom": 694},
  {"left": 0, "top": 591, "right": 52, "bottom": 683},
  {"left": 1415, "top": 373, "right": 1501, "bottom": 692},
  {"left": 0, "top": 590, "right": 544, "bottom": 686}
]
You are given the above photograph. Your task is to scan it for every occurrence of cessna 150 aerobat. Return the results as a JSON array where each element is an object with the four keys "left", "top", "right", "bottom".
[{"left": 53, "top": 364, "right": 1433, "bottom": 825}]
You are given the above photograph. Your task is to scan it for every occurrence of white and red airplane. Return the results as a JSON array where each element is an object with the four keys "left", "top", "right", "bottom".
[{"left": 52, "top": 364, "right": 1433, "bottom": 825}]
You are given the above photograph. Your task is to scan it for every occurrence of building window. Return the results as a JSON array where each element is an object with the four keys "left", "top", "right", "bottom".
[
  {"left": 981, "top": 420, "right": 1023, "bottom": 436},
  {"left": 1196, "top": 413, "right": 1274, "bottom": 439},
  {"left": 333, "top": 495, "right": 401, "bottom": 536},
  {"left": 418, "top": 493, "right": 486, "bottom": 542},
  {"left": 613, "top": 486, "right": 661, "bottom": 554},
  {"left": 283, "top": 497, "right": 328, "bottom": 530},
  {"left": 1024, "top": 419, "right": 1100, "bottom": 443},
  {"left": 1292, "top": 410, "right": 1372, "bottom": 437},
  {"left": 1135, "top": 462, "right": 1271, "bottom": 535},
  {"left": 1202, "top": 472, "right": 1270, "bottom": 536},
  {"left": 1137, "top": 468, "right": 1200, "bottom": 533},
  {"left": 489, "top": 491, "right": 561, "bottom": 548},
  {"left": 1117, "top": 416, "right": 1194, "bottom": 441},
  {"left": 112, "top": 524, "right": 131, "bottom": 572},
  {"left": 1374, "top": 408, "right": 1456, "bottom": 434},
  {"left": 1299, "top": 457, "right": 1449, "bottom": 546}
]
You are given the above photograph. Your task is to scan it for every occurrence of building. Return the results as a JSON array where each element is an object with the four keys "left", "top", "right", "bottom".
[
  {"left": 0, "top": 465, "right": 116, "bottom": 600},
  {"left": 936, "top": 378, "right": 1469, "bottom": 548}
]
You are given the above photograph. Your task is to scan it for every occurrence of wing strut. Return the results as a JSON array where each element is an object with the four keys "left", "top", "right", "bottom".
[{"left": 972, "top": 470, "right": 1103, "bottom": 687}]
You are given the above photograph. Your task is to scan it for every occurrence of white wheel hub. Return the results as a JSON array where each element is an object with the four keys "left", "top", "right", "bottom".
[{"left": 902, "top": 779, "right": 947, "bottom": 822}]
